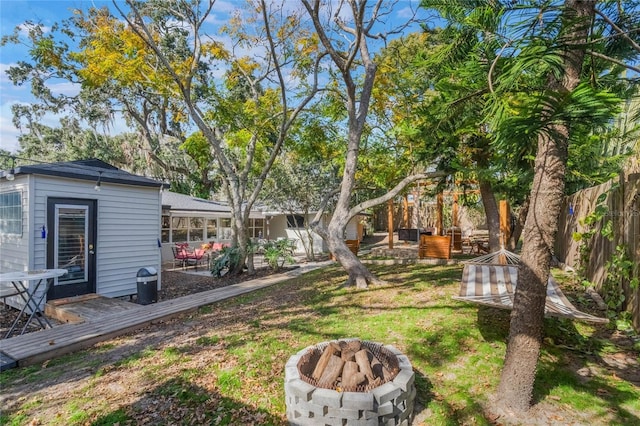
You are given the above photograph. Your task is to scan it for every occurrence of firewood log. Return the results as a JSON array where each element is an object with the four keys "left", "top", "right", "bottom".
[
  {"left": 370, "top": 354, "right": 384, "bottom": 380},
  {"left": 342, "top": 360, "right": 359, "bottom": 387},
  {"left": 355, "top": 349, "right": 375, "bottom": 381},
  {"left": 345, "top": 372, "right": 366, "bottom": 389},
  {"left": 312, "top": 342, "right": 340, "bottom": 381},
  {"left": 318, "top": 355, "right": 345, "bottom": 387},
  {"left": 339, "top": 340, "right": 362, "bottom": 362}
]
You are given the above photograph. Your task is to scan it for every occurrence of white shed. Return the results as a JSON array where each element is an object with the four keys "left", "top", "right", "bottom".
[{"left": 0, "top": 159, "right": 165, "bottom": 306}]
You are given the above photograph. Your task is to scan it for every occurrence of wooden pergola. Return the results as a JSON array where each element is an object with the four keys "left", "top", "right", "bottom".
[{"left": 386, "top": 187, "right": 511, "bottom": 250}]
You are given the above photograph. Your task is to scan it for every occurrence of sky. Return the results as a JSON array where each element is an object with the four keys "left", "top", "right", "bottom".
[{"left": 0, "top": 0, "right": 430, "bottom": 154}]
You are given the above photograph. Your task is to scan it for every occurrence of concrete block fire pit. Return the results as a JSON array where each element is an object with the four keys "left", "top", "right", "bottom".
[{"left": 284, "top": 339, "right": 416, "bottom": 425}]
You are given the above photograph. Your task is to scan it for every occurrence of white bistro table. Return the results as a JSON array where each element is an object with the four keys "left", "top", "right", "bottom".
[{"left": 0, "top": 269, "right": 67, "bottom": 338}]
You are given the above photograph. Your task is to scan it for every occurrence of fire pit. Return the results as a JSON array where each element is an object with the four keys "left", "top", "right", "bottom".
[{"left": 285, "top": 339, "right": 416, "bottom": 425}]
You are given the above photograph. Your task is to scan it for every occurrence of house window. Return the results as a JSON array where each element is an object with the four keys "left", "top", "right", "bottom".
[
  {"left": 249, "top": 218, "right": 265, "bottom": 238},
  {"left": 0, "top": 191, "right": 22, "bottom": 236},
  {"left": 219, "top": 217, "right": 232, "bottom": 240},
  {"left": 172, "top": 217, "right": 188, "bottom": 242},
  {"left": 189, "top": 217, "right": 204, "bottom": 242},
  {"left": 206, "top": 218, "right": 217, "bottom": 239},
  {"left": 286, "top": 214, "right": 305, "bottom": 228}
]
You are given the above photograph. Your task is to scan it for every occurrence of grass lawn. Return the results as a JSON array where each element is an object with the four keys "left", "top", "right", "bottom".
[{"left": 0, "top": 262, "right": 638, "bottom": 425}]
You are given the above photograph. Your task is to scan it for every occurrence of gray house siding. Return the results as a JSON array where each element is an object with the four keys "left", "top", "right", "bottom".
[{"left": 0, "top": 176, "right": 34, "bottom": 309}]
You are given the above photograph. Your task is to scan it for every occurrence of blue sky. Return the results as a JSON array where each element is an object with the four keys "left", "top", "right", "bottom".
[
  {"left": 0, "top": 0, "right": 429, "bottom": 154},
  {"left": 1, "top": 1, "right": 114, "bottom": 153}
]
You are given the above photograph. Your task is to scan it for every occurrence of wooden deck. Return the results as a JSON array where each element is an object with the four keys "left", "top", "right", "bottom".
[
  {"left": 0, "top": 262, "right": 330, "bottom": 369},
  {"left": 45, "top": 293, "right": 137, "bottom": 324}
]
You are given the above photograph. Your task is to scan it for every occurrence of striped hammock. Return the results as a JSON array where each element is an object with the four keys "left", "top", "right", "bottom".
[{"left": 453, "top": 251, "right": 608, "bottom": 324}]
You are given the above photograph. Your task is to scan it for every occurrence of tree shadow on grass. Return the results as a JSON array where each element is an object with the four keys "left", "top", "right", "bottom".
[
  {"left": 529, "top": 316, "right": 640, "bottom": 425},
  {"left": 469, "top": 305, "right": 639, "bottom": 425},
  {"left": 90, "top": 377, "right": 286, "bottom": 426},
  {"left": 475, "top": 306, "right": 511, "bottom": 342},
  {"left": 411, "top": 366, "right": 497, "bottom": 425}
]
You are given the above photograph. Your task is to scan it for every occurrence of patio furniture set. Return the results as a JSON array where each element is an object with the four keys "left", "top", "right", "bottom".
[{"left": 171, "top": 242, "right": 229, "bottom": 270}]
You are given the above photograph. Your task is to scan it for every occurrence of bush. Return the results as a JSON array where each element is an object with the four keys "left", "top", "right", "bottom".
[
  {"left": 262, "top": 239, "right": 295, "bottom": 271},
  {"left": 210, "top": 246, "right": 241, "bottom": 277}
]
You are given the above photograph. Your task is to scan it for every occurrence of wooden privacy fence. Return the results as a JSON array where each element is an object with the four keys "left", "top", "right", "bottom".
[{"left": 556, "top": 171, "right": 640, "bottom": 331}]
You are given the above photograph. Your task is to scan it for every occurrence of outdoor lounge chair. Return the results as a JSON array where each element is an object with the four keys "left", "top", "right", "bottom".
[
  {"left": 187, "top": 248, "right": 206, "bottom": 271},
  {"left": 171, "top": 245, "right": 190, "bottom": 269},
  {"left": 452, "top": 248, "right": 608, "bottom": 324}
]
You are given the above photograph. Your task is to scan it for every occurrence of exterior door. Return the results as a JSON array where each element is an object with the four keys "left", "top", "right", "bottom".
[{"left": 47, "top": 198, "right": 97, "bottom": 299}]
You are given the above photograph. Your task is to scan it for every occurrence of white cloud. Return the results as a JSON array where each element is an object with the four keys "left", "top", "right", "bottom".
[
  {"left": 49, "top": 81, "right": 81, "bottom": 97},
  {"left": 209, "top": 0, "right": 240, "bottom": 15},
  {"left": 0, "top": 63, "right": 14, "bottom": 85},
  {"left": 18, "top": 22, "right": 51, "bottom": 36},
  {"left": 0, "top": 102, "right": 21, "bottom": 153}
]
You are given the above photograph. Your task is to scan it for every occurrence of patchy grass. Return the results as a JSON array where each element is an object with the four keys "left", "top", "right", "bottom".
[{"left": 0, "top": 263, "right": 638, "bottom": 425}]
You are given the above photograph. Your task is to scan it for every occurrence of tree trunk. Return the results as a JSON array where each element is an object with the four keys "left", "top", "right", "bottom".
[
  {"left": 328, "top": 229, "right": 385, "bottom": 289},
  {"left": 495, "top": 0, "right": 596, "bottom": 415},
  {"left": 508, "top": 196, "right": 529, "bottom": 251},
  {"left": 495, "top": 130, "right": 565, "bottom": 413},
  {"left": 227, "top": 186, "right": 250, "bottom": 275},
  {"left": 479, "top": 179, "right": 501, "bottom": 252}
]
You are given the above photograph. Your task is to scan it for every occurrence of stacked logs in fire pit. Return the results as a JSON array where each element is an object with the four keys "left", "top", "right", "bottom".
[
  {"left": 286, "top": 339, "right": 415, "bottom": 425},
  {"left": 309, "top": 339, "right": 398, "bottom": 392}
]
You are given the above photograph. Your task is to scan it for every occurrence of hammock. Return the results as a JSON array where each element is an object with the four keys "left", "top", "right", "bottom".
[
  {"left": 453, "top": 250, "right": 609, "bottom": 324},
  {"left": 462, "top": 247, "right": 521, "bottom": 265}
]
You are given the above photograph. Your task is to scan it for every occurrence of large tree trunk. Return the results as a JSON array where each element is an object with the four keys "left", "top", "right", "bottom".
[
  {"left": 226, "top": 185, "right": 250, "bottom": 275},
  {"left": 330, "top": 239, "right": 385, "bottom": 289},
  {"left": 494, "top": 0, "right": 595, "bottom": 416},
  {"left": 326, "top": 210, "right": 385, "bottom": 289},
  {"left": 479, "top": 179, "right": 501, "bottom": 252}
]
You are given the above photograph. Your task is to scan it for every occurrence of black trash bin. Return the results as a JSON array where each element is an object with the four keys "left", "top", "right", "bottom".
[{"left": 136, "top": 267, "right": 158, "bottom": 305}]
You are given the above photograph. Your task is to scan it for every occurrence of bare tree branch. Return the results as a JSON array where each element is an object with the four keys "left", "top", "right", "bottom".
[
  {"left": 595, "top": 8, "right": 640, "bottom": 53},
  {"left": 347, "top": 171, "right": 447, "bottom": 220},
  {"left": 587, "top": 49, "right": 640, "bottom": 73}
]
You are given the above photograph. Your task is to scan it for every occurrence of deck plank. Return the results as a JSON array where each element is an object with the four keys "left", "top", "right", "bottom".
[{"left": 0, "top": 262, "right": 329, "bottom": 367}]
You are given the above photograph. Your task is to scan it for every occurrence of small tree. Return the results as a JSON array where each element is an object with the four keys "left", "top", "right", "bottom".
[{"left": 301, "top": 0, "right": 446, "bottom": 288}]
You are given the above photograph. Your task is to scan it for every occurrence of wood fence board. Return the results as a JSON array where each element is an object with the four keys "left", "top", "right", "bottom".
[{"left": 557, "top": 170, "right": 640, "bottom": 332}]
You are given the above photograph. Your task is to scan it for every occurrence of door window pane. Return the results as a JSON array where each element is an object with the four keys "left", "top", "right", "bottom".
[
  {"left": 57, "top": 208, "right": 87, "bottom": 284},
  {"left": 249, "top": 218, "right": 265, "bottom": 238},
  {"left": 161, "top": 214, "right": 170, "bottom": 243}
]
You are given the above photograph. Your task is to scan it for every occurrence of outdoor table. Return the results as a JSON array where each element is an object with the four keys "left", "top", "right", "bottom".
[{"left": 0, "top": 269, "right": 67, "bottom": 338}]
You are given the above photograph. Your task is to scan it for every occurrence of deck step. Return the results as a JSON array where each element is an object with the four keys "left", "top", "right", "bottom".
[{"left": 45, "top": 294, "right": 136, "bottom": 324}]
